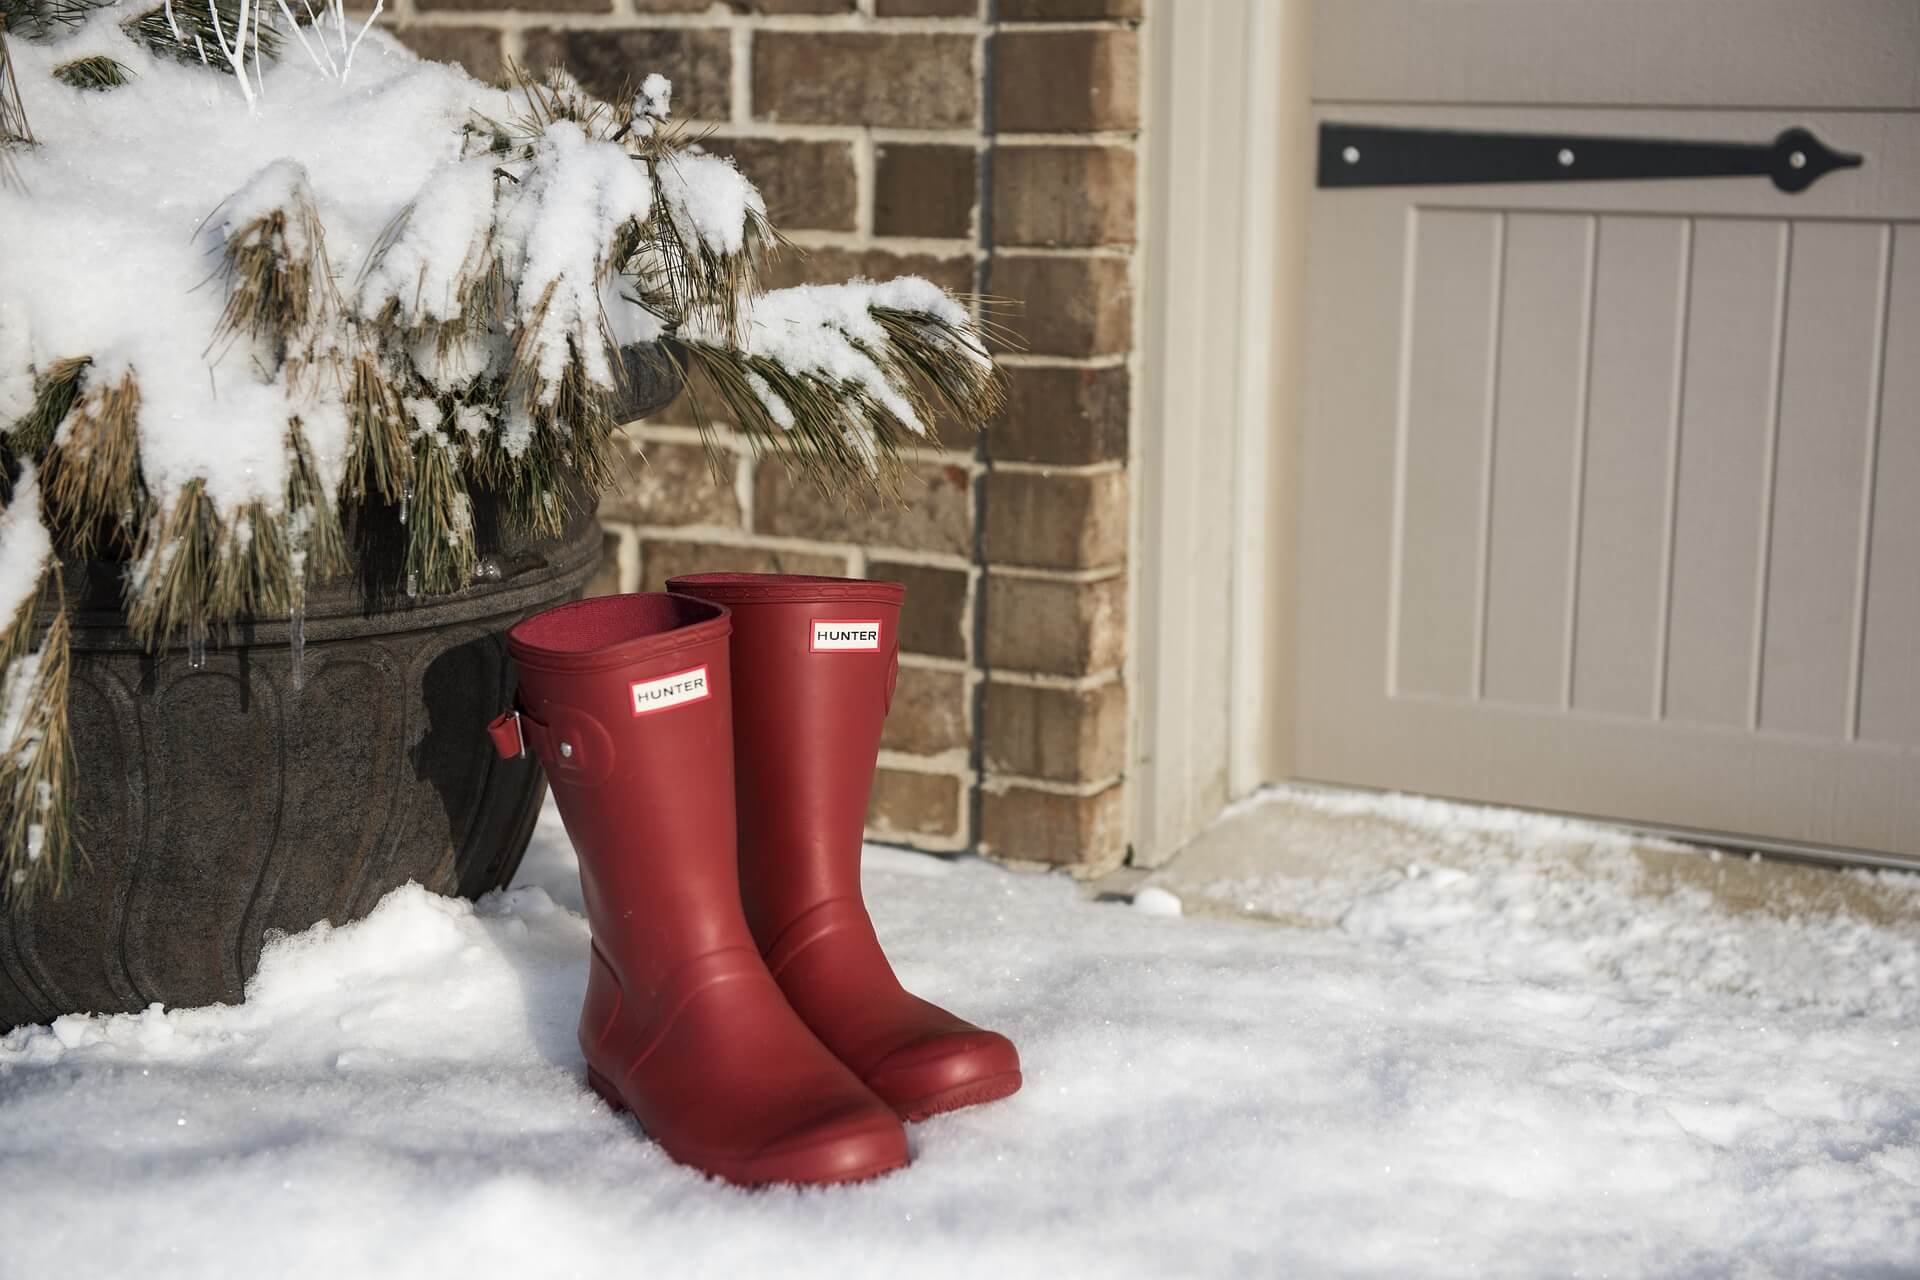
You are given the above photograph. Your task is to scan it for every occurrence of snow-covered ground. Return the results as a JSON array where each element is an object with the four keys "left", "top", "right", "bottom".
[{"left": 3, "top": 789, "right": 1918, "bottom": 1278}]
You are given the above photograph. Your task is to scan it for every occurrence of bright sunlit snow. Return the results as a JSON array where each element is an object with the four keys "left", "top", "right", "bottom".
[{"left": 2, "top": 790, "right": 1917, "bottom": 1277}]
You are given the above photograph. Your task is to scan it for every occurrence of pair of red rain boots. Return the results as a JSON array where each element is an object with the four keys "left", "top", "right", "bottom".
[{"left": 488, "top": 573, "right": 1020, "bottom": 1187}]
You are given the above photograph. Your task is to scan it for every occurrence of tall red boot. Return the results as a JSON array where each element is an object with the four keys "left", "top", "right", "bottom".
[
  {"left": 488, "top": 593, "right": 908, "bottom": 1185},
  {"left": 667, "top": 573, "right": 1022, "bottom": 1121}
]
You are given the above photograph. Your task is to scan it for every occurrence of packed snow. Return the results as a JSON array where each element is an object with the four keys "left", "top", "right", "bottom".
[{"left": 2, "top": 789, "right": 1917, "bottom": 1277}]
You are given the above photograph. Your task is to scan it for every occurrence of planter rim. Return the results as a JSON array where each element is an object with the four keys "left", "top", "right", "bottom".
[{"left": 47, "top": 507, "right": 605, "bottom": 653}]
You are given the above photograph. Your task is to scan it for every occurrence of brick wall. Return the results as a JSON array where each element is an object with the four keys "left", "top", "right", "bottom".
[{"left": 392, "top": 0, "right": 1141, "bottom": 871}]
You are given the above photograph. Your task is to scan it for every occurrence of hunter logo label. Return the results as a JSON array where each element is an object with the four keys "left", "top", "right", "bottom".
[
  {"left": 630, "top": 665, "right": 710, "bottom": 716},
  {"left": 811, "top": 619, "right": 883, "bottom": 652}
]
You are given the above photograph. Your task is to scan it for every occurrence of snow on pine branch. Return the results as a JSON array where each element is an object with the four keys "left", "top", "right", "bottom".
[
  {"left": 0, "top": 0, "right": 1000, "bottom": 899},
  {"left": 500, "top": 120, "right": 659, "bottom": 403},
  {"left": 678, "top": 278, "right": 999, "bottom": 476},
  {"left": 0, "top": 464, "right": 52, "bottom": 636}
]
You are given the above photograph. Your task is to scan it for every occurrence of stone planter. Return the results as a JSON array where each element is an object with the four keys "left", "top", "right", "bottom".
[{"left": 0, "top": 359, "right": 677, "bottom": 1031}]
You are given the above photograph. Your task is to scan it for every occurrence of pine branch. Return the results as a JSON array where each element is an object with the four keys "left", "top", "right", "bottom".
[
  {"left": 4, "top": 0, "right": 109, "bottom": 38},
  {"left": 122, "top": 0, "right": 280, "bottom": 65},
  {"left": 53, "top": 53, "right": 132, "bottom": 88},
  {"left": 0, "top": 579, "right": 77, "bottom": 909},
  {"left": 42, "top": 365, "right": 144, "bottom": 553}
]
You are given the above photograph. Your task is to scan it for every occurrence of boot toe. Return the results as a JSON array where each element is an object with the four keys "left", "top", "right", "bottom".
[
  {"left": 744, "top": 1100, "right": 910, "bottom": 1186},
  {"left": 866, "top": 1028, "right": 1023, "bottom": 1121}
]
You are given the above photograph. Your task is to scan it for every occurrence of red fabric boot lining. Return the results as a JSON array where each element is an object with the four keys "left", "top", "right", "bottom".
[
  {"left": 507, "top": 593, "right": 731, "bottom": 672},
  {"left": 666, "top": 572, "right": 905, "bottom": 606}
]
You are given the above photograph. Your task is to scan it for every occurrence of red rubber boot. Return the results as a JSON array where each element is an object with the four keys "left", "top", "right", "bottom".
[
  {"left": 667, "top": 573, "right": 1022, "bottom": 1121},
  {"left": 489, "top": 593, "right": 908, "bottom": 1186}
]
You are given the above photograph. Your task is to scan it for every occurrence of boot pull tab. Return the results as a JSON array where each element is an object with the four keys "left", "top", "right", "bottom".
[
  {"left": 884, "top": 640, "right": 899, "bottom": 715},
  {"left": 487, "top": 706, "right": 560, "bottom": 763},
  {"left": 487, "top": 710, "right": 526, "bottom": 759}
]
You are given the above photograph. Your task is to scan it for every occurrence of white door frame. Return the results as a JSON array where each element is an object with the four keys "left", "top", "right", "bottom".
[{"left": 1130, "top": 0, "right": 1312, "bottom": 866}]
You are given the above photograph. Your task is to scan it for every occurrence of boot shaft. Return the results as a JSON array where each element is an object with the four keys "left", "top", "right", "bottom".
[
  {"left": 666, "top": 574, "right": 902, "bottom": 946},
  {"left": 501, "top": 593, "right": 751, "bottom": 992}
]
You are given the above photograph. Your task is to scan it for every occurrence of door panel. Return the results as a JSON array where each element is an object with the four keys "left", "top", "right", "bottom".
[
  {"left": 1859, "top": 227, "right": 1920, "bottom": 749},
  {"left": 1572, "top": 215, "right": 1687, "bottom": 719},
  {"left": 1663, "top": 218, "right": 1783, "bottom": 730},
  {"left": 1315, "top": 1, "right": 1920, "bottom": 111},
  {"left": 1298, "top": 99, "right": 1920, "bottom": 861},
  {"left": 1393, "top": 208, "right": 1502, "bottom": 701}
]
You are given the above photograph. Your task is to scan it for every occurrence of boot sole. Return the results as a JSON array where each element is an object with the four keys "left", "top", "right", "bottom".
[
  {"left": 894, "top": 1069, "right": 1023, "bottom": 1123},
  {"left": 587, "top": 1067, "right": 909, "bottom": 1188}
]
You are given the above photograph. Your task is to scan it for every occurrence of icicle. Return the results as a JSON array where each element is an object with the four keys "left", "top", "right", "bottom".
[
  {"left": 398, "top": 481, "right": 413, "bottom": 527},
  {"left": 288, "top": 599, "right": 306, "bottom": 691},
  {"left": 187, "top": 614, "right": 207, "bottom": 671},
  {"left": 406, "top": 569, "right": 419, "bottom": 599}
]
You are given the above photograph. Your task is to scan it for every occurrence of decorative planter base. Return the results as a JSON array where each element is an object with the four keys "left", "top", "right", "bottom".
[
  {"left": 0, "top": 357, "right": 678, "bottom": 1031},
  {"left": 0, "top": 503, "right": 603, "bottom": 1030}
]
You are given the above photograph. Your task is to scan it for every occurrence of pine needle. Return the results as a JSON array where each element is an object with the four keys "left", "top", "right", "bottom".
[
  {"left": 53, "top": 53, "right": 131, "bottom": 89},
  {"left": 342, "top": 350, "right": 411, "bottom": 503},
  {"left": 0, "top": 25, "right": 33, "bottom": 156},
  {"left": 43, "top": 365, "right": 143, "bottom": 551},
  {"left": 4, "top": 0, "right": 108, "bottom": 38},
  {"left": 122, "top": 0, "right": 280, "bottom": 64},
  {"left": 217, "top": 189, "right": 328, "bottom": 349},
  {"left": 0, "top": 573, "right": 77, "bottom": 909},
  {"left": 286, "top": 419, "right": 347, "bottom": 588},
  {"left": 405, "top": 429, "right": 477, "bottom": 595},
  {"left": 125, "top": 479, "right": 223, "bottom": 649},
  {"left": 5, "top": 356, "right": 89, "bottom": 457}
]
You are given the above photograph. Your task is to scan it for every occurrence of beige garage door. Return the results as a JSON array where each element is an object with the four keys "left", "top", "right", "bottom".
[{"left": 1294, "top": 0, "right": 1920, "bottom": 863}]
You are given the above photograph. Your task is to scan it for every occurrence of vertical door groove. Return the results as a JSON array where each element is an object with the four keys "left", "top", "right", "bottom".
[
  {"left": 1471, "top": 211, "right": 1509, "bottom": 701},
  {"left": 1560, "top": 215, "right": 1601, "bottom": 710},
  {"left": 1653, "top": 217, "right": 1696, "bottom": 719},
  {"left": 1747, "top": 222, "right": 1793, "bottom": 731},
  {"left": 1846, "top": 224, "right": 1896, "bottom": 741},
  {"left": 1384, "top": 206, "right": 1422, "bottom": 698}
]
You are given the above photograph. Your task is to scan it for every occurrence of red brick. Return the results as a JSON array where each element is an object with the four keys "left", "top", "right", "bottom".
[
  {"left": 765, "top": 247, "right": 974, "bottom": 295},
  {"left": 753, "top": 34, "right": 976, "bottom": 129},
  {"left": 979, "top": 781, "right": 1126, "bottom": 868},
  {"left": 984, "top": 572, "right": 1124, "bottom": 675},
  {"left": 880, "top": 666, "right": 969, "bottom": 756},
  {"left": 998, "top": 0, "right": 1139, "bottom": 16},
  {"left": 987, "top": 364, "right": 1128, "bottom": 465},
  {"left": 875, "top": 144, "right": 977, "bottom": 241},
  {"left": 983, "top": 470, "right": 1127, "bottom": 569},
  {"left": 868, "top": 769, "right": 963, "bottom": 840},
  {"left": 754, "top": 461, "right": 973, "bottom": 557},
  {"left": 982, "top": 679, "right": 1125, "bottom": 782},
  {"left": 583, "top": 530, "right": 625, "bottom": 597},
  {"left": 418, "top": 0, "right": 605, "bottom": 10},
  {"left": 710, "top": 138, "right": 858, "bottom": 233},
  {"left": 599, "top": 437, "right": 741, "bottom": 528},
  {"left": 992, "top": 29, "right": 1138, "bottom": 133},
  {"left": 522, "top": 28, "right": 731, "bottom": 121},
  {"left": 870, "top": 559, "right": 969, "bottom": 659},
  {"left": 989, "top": 255, "right": 1130, "bottom": 357},
  {"left": 993, "top": 145, "right": 1135, "bottom": 247},
  {"left": 876, "top": 0, "right": 976, "bottom": 13},
  {"left": 389, "top": 25, "right": 505, "bottom": 80},
  {"left": 637, "top": 539, "right": 846, "bottom": 590}
]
